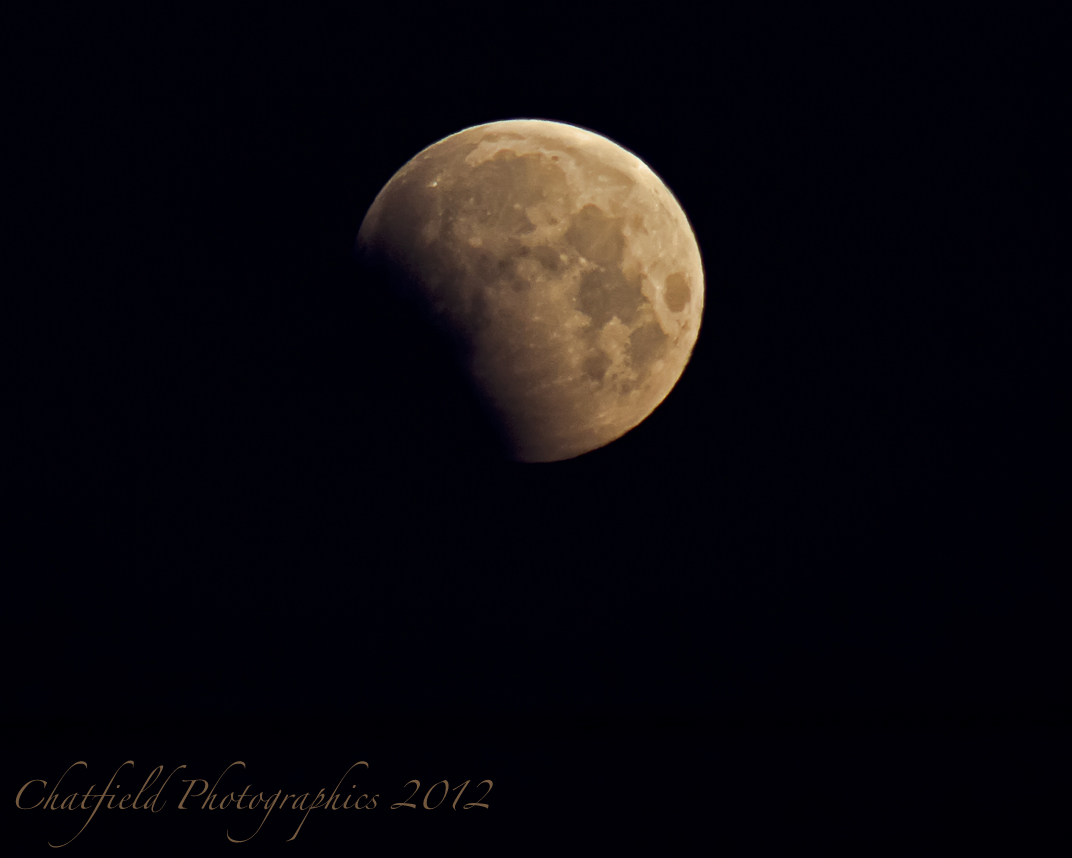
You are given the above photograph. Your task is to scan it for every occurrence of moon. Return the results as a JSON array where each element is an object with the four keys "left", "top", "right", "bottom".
[{"left": 356, "top": 119, "right": 704, "bottom": 463}]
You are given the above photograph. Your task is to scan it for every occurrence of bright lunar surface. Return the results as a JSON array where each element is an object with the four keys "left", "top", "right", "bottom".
[{"left": 357, "top": 119, "right": 704, "bottom": 463}]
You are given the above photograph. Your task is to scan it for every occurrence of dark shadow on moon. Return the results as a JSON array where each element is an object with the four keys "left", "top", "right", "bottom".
[{"left": 354, "top": 245, "right": 517, "bottom": 471}]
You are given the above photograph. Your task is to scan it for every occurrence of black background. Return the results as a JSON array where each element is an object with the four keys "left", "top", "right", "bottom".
[{"left": 5, "top": 6, "right": 1065, "bottom": 853}]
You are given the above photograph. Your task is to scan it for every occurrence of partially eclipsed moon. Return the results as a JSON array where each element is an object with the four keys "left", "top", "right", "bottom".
[{"left": 357, "top": 119, "right": 704, "bottom": 463}]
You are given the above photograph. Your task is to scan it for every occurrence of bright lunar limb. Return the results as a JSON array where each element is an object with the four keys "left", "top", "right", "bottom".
[{"left": 356, "top": 119, "right": 704, "bottom": 463}]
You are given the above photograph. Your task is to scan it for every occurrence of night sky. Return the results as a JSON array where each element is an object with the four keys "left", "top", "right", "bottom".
[{"left": 7, "top": 7, "right": 1064, "bottom": 852}]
